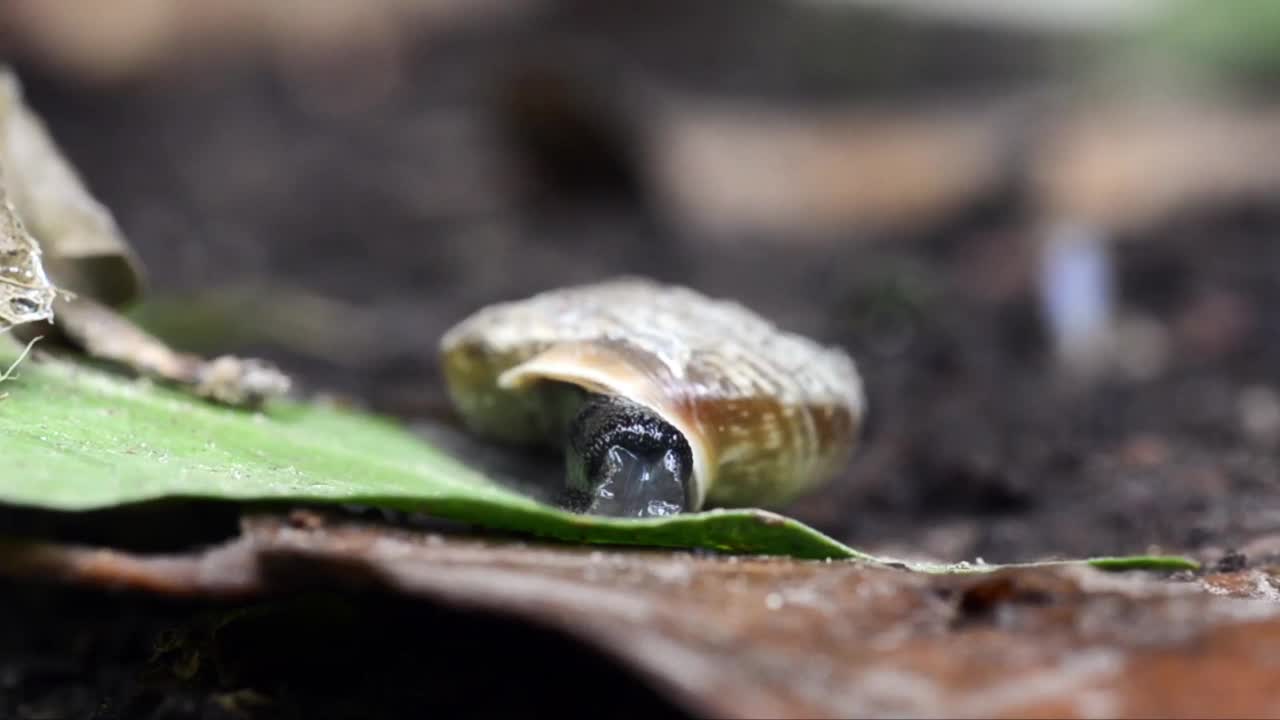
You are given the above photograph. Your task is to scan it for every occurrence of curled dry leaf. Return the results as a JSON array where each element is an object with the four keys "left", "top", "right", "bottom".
[
  {"left": 0, "top": 168, "right": 56, "bottom": 332},
  {"left": 2, "top": 512, "right": 1277, "bottom": 719},
  {"left": 0, "top": 64, "right": 290, "bottom": 407},
  {"left": 0, "top": 153, "right": 55, "bottom": 393}
]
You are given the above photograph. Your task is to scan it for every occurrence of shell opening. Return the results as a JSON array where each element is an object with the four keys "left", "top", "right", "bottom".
[{"left": 498, "top": 344, "right": 712, "bottom": 510}]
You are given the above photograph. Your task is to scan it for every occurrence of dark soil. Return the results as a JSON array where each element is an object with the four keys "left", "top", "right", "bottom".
[{"left": 0, "top": 579, "right": 686, "bottom": 720}]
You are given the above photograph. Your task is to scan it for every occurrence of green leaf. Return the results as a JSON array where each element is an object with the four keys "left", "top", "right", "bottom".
[
  {"left": 0, "top": 342, "right": 1198, "bottom": 571},
  {"left": 890, "top": 555, "right": 1200, "bottom": 574},
  {"left": 1147, "top": 0, "right": 1280, "bottom": 81}
]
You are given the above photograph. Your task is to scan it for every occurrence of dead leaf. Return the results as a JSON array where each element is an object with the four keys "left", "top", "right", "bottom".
[{"left": 3, "top": 512, "right": 1279, "bottom": 719}]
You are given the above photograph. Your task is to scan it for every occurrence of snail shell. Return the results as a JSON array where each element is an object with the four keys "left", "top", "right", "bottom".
[{"left": 439, "top": 278, "right": 865, "bottom": 514}]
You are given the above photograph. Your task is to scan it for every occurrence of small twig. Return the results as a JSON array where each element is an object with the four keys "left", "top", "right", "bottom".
[{"left": 0, "top": 334, "right": 42, "bottom": 399}]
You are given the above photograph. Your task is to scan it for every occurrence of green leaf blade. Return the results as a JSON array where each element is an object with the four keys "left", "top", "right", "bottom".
[{"left": 0, "top": 348, "right": 1196, "bottom": 570}]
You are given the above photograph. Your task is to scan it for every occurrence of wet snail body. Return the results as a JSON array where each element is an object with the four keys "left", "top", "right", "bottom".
[
  {"left": 563, "top": 392, "right": 695, "bottom": 516},
  {"left": 440, "top": 278, "right": 865, "bottom": 517}
]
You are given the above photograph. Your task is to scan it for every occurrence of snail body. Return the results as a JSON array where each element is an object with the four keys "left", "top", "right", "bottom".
[{"left": 440, "top": 278, "right": 865, "bottom": 516}]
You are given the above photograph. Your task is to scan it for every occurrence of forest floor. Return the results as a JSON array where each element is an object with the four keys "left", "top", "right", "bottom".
[{"left": 5, "top": 3, "right": 1280, "bottom": 717}]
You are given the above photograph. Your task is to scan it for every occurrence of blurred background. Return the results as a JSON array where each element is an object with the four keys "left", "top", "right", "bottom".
[{"left": 5, "top": 0, "right": 1280, "bottom": 563}]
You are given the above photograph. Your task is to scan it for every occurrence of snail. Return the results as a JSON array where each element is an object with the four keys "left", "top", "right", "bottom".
[
  {"left": 439, "top": 278, "right": 865, "bottom": 517},
  {"left": 0, "top": 65, "right": 289, "bottom": 406}
]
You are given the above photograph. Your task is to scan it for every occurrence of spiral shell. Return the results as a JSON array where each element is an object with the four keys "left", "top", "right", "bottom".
[{"left": 440, "top": 278, "right": 865, "bottom": 510}]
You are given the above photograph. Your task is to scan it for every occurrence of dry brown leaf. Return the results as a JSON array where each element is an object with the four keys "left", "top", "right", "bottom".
[{"left": 4, "top": 512, "right": 1279, "bottom": 719}]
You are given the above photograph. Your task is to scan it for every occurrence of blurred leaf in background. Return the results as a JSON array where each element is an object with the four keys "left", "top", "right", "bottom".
[{"left": 1147, "top": 0, "right": 1280, "bottom": 83}]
